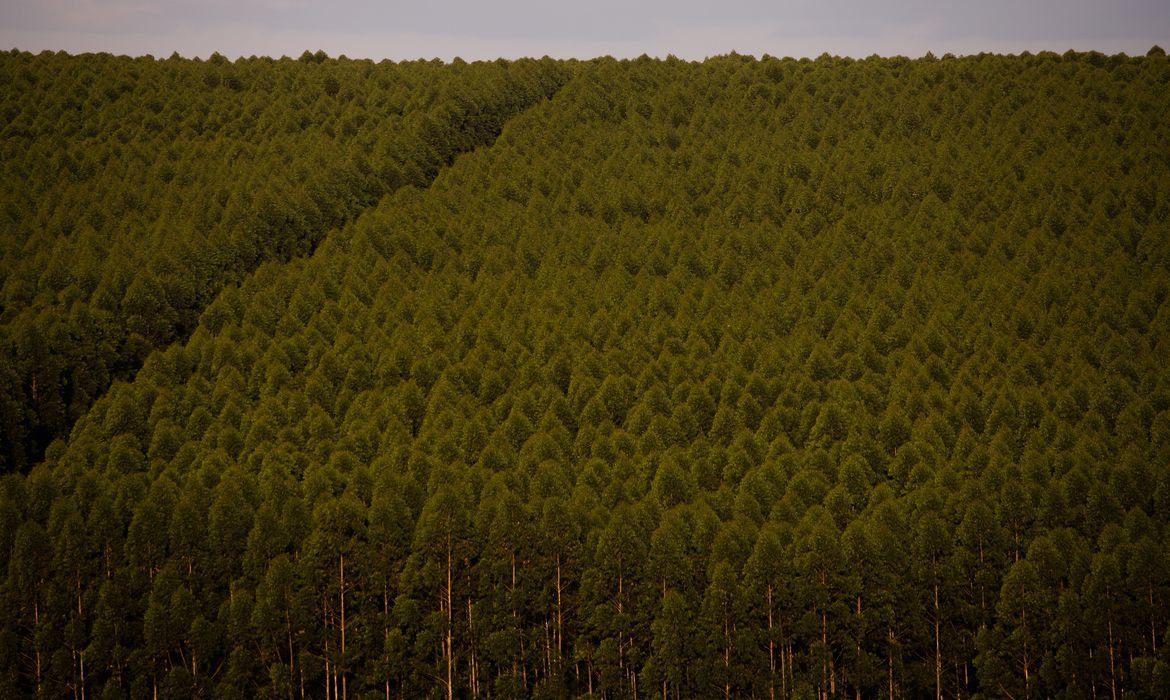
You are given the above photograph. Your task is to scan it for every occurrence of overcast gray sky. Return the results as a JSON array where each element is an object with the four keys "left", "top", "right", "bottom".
[{"left": 1, "top": 0, "right": 1167, "bottom": 61}]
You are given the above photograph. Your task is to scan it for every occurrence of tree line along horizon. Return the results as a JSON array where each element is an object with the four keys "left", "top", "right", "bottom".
[{"left": 1, "top": 47, "right": 1169, "bottom": 699}]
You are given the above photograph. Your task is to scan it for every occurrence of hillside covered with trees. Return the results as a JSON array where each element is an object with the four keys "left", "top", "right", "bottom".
[
  {"left": 2, "top": 49, "right": 1170, "bottom": 699},
  {"left": 0, "top": 50, "right": 571, "bottom": 471}
]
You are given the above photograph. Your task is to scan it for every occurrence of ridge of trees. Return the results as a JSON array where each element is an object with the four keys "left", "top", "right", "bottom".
[
  {"left": 0, "top": 49, "right": 573, "bottom": 471},
  {"left": 2, "top": 50, "right": 1170, "bottom": 697}
]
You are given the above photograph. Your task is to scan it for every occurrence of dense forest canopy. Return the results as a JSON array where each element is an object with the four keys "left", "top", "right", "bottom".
[
  {"left": 0, "top": 50, "right": 572, "bottom": 471},
  {"left": 2, "top": 48, "right": 1169, "bottom": 699}
]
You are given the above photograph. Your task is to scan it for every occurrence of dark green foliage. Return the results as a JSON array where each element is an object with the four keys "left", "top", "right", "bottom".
[
  {"left": 0, "top": 50, "right": 573, "bottom": 471},
  {"left": 3, "top": 49, "right": 1170, "bottom": 698}
]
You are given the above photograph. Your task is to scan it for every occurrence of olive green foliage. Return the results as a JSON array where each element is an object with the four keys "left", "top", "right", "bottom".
[
  {"left": 0, "top": 49, "right": 571, "bottom": 470},
  {"left": 3, "top": 50, "right": 1170, "bottom": 698}
]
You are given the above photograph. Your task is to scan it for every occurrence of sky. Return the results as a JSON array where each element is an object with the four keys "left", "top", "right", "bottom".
[{"left": 1, "top": 0, "right": 1167, "bottom": 62}]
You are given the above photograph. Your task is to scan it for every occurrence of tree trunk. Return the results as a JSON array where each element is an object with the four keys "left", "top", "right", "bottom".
[
  {"left": 821, "top": 604, "right": 828, "bottom": 700},
  {"left": 286, "top": 604, "right": 296, "bottom": 700},
  {"left": 1150, "top": 584, "right": 1158, "bottom": 654},
  {"left": 384, "top": 582, "right": 391, "bottom": 700},
  {"left": 544, "top": 618, "right": 553, "bottom": 680},
  {"left": 724, "top": 614, "right": 732, "bottom": 700},
  {"left": 468, "top": 595, "right": 479, "bottom": 696},
  {"left": 888, "top": 627, "right": 895, "bottom": 700},
  {"left": 446, "top": 534, "right": 454, "bottom": 700},
  {"left": 34, "top": 597, "right": 43, "bottom": 696},
  {"left": 1021, "top": 608, "right": 1030, "bottom": 699},
  {"left": 856, "top": 594, "right": 862, "bottom": 700},
  {"left": 512, "top": 551, "right": 520, "bottom": 682},
  {"left": 767, "top": 585, "right": 776, "bottom": 700},
  {"left": 1107, "top": 615, "right": 1116, "bottom": 700},
  {"left": 340, "top": 553, "right": 347, "bottom": 700},
  {"left": 324, "top": 593, "right": 332, "bottom": 700},
  {"left": 618, "top": 567, "right": 625, "bottom": 684},
  {"left": 77, "top": 581, "right": 86, "bottom": 700},
  {"left": 934, "top": 580, "right": 942, "bottom": 700},
  {"left": 780, "top": 625, "right": 789, "bottom": 700},
  {"left": 556, "top": 554, "right": 564, "bottom": 663}
]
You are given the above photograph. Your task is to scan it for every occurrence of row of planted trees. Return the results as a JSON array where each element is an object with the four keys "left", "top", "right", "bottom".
[{"left": 0, "top": 50, "right": 573, "bottom": 472}]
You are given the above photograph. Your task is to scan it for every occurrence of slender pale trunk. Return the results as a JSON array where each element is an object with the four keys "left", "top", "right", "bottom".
[
  {"left": 324, "top": 594, "right": 332, "bottom": 700},
  {"left": 1107, "top": 616, "right": 1117, "bottom": 700},
  {"left": 618, "top": 567, "right": 625, "bottom": 677},
  {"left": 767, "top": 585, "right": 776, "bottom": 700},
  {"left": 468, "top": 595, "right": 478, "bottom": 696},
  {"left": 934, "top": 580, "right": 942, "bottom": 700},
  {"left": 294, "top": 578, "right": 304, "bottom": 697},
  {"left": 724, "top": 613, "right": 732, "bottom": 700},
  {"left": 340, "top": 554, "right": 347, "bottom": 700},
  {"left": 77, "top": 582, "right": 86, "bottom": 700},
  {"left": 781, "top": 617, "right": 790, "bottom": 700},
  {"left": 446, "top": 535, "right": 454, "bottom": 700},
  {"left": 1150, "top": 584, "right": 1158, "bottom": 654},
  {"left": 34, "top": 597, "right": 42, "bottom": 696},
  {"left": 1021, "top": 608, "right": 1030, "bottom": 699},
  {"left": 823, "top": 608, "right": 830, "bottom": 699},
  {"left": 384, "top": 583, "right": 391, "bottom": 700},
  {"left": 829, "top": 634, "right": 836, "bottom": 698},
  {"left": 556, "top": 554, "right": 564, "bottom": 663},
  {"left": 856, "top": 594, "right": 863, "bottom": 700},
  {"left": 817, "top": 570, "right": 831, "bottom": 700},
  {"left": 286, "top": 605, "right": 296, "bottom": 700},
  {"left": 888, "top": 627, "right": 895, "bottom": 700},
  {"left": 544, "top": 618, "right": 553, "bottom": 679},
  {"left": 512, "top": 551, "right": 520, "bottom": 680},
  {"left": 1089, "top": 647, "right": 1097, "bottom": 699}
]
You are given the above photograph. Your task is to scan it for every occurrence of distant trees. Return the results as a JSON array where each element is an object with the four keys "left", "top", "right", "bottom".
[{"left": 0, "top": 51, "right": 574, "bottom": 472}]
